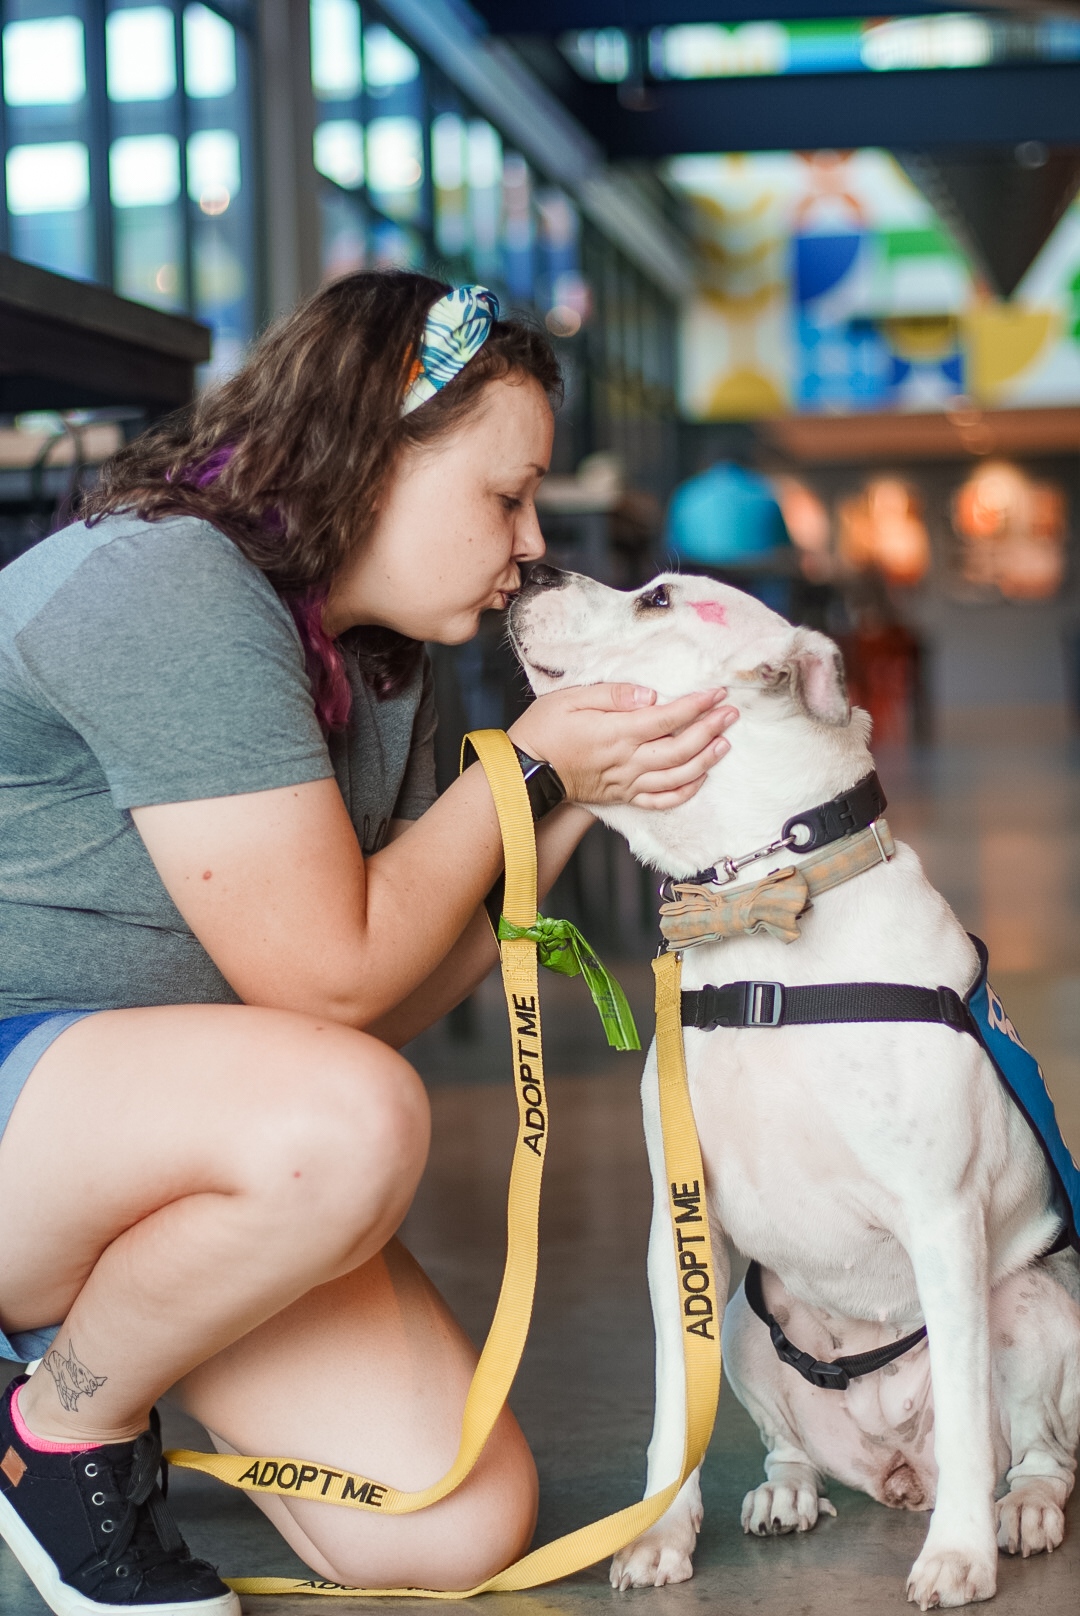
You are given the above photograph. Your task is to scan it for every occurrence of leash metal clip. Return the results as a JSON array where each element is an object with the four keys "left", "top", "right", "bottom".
[
  {"left": 715, "top": 832, "right": 797, "bottom": 885},
  {"left": 658, "top": 833, "right": 797, "bottom": 902}
]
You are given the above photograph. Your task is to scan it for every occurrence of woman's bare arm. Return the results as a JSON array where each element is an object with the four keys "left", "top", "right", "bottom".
[
  {"left": 364, "top": 801, "right": 594, "bottom": 1047},
  {"left": 131, "top": 684, "right": 734, "bottom": 1028}
]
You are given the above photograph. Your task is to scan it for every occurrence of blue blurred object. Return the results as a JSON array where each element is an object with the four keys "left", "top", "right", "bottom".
[
  {"left": 666, "top": 462, "right": 791, "bottom": 564},
  {"left": 665, "top": 461, "right": 793, "bottom": 612}
]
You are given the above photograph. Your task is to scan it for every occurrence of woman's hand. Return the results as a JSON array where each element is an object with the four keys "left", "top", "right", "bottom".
[{"left": 508, "top": 684, "right": 738, "bottom": 810}]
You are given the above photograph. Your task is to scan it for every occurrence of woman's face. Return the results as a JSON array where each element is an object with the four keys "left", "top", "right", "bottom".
[{"left": 324, "top": 374, "right": 553, "bottom": 643}]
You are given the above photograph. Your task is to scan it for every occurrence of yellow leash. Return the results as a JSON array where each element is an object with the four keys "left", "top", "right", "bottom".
[{"left": 166, "top": 729, "right": 721, "bottom": 1597}]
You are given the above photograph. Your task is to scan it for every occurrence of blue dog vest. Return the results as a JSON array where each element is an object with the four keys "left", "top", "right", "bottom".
[
  {"left": 703, "top": 931, "right": 1080, "bottom": 1391},
  {"left": 965, "top": 936, "right": 1079, "bottom": 1252}
]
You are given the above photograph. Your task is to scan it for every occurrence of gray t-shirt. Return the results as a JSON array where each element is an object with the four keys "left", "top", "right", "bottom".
[{"left": 0, "top": 513, "right": 436, "bottom": 1017}]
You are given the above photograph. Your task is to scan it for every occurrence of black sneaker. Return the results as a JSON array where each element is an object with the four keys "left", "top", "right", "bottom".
[{"left": 0, "top": 1377, "right": 239, "bottom": 1616}]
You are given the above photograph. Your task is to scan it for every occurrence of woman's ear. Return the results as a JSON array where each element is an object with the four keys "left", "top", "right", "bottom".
[{"left": 750, "top": 628, "right": 850, "bottom": 727}]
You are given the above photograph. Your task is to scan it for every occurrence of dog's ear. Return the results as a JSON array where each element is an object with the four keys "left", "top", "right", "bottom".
[{"left": 751, "top": 629, "right": 850, "bottom": 727}]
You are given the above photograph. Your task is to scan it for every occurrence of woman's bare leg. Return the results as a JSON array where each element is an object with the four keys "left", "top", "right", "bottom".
[
  {"left": 173, "top": 1240, "right": 538, "bottom": 1591},
  {"left": 0, "top": 1004, "right": 429, "bottom": 1445},
  {"left": 0, "top": 1005, "right": 537, "bottom": 1586}
]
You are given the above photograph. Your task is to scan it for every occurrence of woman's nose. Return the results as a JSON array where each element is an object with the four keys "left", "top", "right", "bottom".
[{"left": 515, "top": 506, "right": 546, "bottom": 563}]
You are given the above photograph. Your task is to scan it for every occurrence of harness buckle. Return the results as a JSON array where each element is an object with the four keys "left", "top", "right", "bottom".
[
  {"left": 806, "top": 1361, "right": 851, "bottom": 1391},
  {"left": 936, "top": 987, "right": 969, "bottom": 1030},
  {"left": 746, "top": 981, "right": 784, "bottom": 1027},
  {"left": 769, "top": 1324, "right": 851, "bottom": 1390}
]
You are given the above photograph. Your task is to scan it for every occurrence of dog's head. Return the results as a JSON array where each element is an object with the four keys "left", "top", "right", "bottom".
[
  {"left": 508, "top": 567, "right": 869, "bottom": 875},
  {"left": 510, "top": 565, "right": 851, "bottom": 724}
]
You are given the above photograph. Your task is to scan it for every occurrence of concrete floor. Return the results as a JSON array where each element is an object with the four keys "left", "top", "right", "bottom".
[{"left": 3, "top": 706, "right": 1079, "bottom": 1614}]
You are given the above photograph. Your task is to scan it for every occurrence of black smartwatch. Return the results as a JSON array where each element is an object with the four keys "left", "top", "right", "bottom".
[
  {"left": 462, "top": 738, "right": 566, "bottom": 823},
  {"left": 462, "top": 738, "right": 567, "bottom": 929},
  {"left": 511, "top": 745, "right": 567, "bottom": 822}
]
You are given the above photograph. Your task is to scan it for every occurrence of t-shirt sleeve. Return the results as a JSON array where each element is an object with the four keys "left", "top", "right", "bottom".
[
  {"left": 14, "top": 518, "right": 334, "bottom": 809},
  {"left": 392, "top": 653, "right": 438, "bottom": 821}
]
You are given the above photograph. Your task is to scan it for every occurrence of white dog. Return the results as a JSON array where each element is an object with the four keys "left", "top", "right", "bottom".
[{"left": 508, "top": 567, "right": 1080, "bottom": 1610}]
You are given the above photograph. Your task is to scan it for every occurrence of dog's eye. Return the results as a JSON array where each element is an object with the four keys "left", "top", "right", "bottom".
[{"left": 636, "top": 584, "right": 671, "bottom": 612}]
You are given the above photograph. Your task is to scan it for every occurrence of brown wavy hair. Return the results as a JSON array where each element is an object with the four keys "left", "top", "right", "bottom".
[{"left": 82, "top": 270, "right": 562, "bottom": 725}]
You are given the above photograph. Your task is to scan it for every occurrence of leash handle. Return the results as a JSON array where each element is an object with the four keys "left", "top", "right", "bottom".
[
  {"left": 463, "top": 728, "right": 537, "bottom": 929},
  {"left": 168, "top": 731, "right": 720, "bottom": 1597}
]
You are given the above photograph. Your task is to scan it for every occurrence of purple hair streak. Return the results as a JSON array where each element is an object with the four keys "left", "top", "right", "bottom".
[{"left": 191, "top": 446, "right": 351, "bottom": 732}]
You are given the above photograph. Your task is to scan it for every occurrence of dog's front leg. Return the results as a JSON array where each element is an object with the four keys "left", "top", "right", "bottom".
[
  {"left": 610, "top": 1050, "right": 728, "bottom": 1591},
  {"left": 905, "top": 1199, "right": 998, "bottom": 1610}
]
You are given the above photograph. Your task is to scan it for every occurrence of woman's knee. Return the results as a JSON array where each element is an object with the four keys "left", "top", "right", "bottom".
[
  {"left": 322, "top": 1412, "right": 538, "bottom": 1593},
  {"left": 232, "top": 1018, "right": 430, "bottom": 1255}
]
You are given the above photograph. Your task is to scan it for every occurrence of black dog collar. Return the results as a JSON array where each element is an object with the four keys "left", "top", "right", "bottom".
[{"left": 669, "top": 771, "right": 887, "bottom": 895}]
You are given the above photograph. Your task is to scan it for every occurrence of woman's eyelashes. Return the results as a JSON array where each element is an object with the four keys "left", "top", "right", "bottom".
[{"left": 499, "top": 494, "right": 523, "bottom": 512}]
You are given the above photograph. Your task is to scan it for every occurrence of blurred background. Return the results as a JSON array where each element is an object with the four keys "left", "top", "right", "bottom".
[{"left": 1, "top": 4, "right": 1079, "bottom": 1611}]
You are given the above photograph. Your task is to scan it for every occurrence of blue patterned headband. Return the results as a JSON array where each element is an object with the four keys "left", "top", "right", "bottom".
[{"left": 401, "top": 285, "right": 500, "bottom": 417}]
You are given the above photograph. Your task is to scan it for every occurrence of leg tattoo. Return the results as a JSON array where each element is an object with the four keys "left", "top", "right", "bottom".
[{"left": 42, "top": 1340, "right": 107, "bottom": 1412}]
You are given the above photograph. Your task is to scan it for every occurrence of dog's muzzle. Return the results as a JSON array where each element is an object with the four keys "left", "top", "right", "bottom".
[{"left": 518, "top": 563, "right": 568, "bottom": 595}]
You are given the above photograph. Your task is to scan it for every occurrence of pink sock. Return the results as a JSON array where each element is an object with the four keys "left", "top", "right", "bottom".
[{"left": 11, "top": 1383, "right": 101, "bottom": 1454}]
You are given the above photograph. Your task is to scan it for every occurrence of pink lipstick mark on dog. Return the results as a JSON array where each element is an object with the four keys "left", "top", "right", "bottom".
[{"left": 691, "top": 601, "right": 728, "bottom": 625}]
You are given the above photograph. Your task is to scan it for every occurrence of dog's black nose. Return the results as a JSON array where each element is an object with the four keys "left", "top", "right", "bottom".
[{"left": 522, "top": 563, "right": 567, "bottom": 592}]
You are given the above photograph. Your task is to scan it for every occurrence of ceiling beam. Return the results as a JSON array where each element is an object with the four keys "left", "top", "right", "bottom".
[
  {"left": 471, "top": 1, "right": 997, "bottom": 32},
  {"left": 564, "top": 64, "right": 1080, "bottom": 154}
]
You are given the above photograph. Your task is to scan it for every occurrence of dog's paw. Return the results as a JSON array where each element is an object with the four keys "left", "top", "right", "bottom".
[
  {"left": 906, "top": 1546, "right": 997, "bottom": 1609},
  {"left": 610, "top": 1524, "right": 699, "bottom": 1590},
  {"left": 995, "top": 1479, "right": 1068, "bottom": 1557},
  {"left": 741, "top": 1480, "right": 836, "bottom": 1536}
]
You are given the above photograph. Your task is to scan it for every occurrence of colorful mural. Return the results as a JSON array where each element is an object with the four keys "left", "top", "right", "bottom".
[{"left": 667, "top": 149, "right": 1080, "bottom": 419}]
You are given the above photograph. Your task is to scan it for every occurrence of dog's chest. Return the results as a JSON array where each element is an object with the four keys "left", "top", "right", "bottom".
[{"left": 682, "top": 1023, "right": 927, "bottom": 1305}]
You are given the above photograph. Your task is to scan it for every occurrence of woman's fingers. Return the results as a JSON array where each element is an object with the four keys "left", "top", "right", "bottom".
[
  {"left": 631, "top": 709, "right": 737, "bottom": 774},
  {"left": 629, "top": 737, "right": 730, "bottom": 800},
  {"left": 620, "top": 687, "right": 728, "bottom": 739},
  {"left": 603, "top": 683, "right": 660, "bottom": 711},
  {"left": 507, "top": 682, "right": 738, "bottom": 806},
  {"left": 631, "top": 776, "right": 711, "bottom": 811}
]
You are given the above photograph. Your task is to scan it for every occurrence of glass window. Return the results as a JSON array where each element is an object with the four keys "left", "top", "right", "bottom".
[
  {"left": 106, "top": 6, "right": 177, "bottom": 102},
  {"left": 6, "top": 138, "right": 93, "bottom": 279},
  {"left": 432, "top": 111, "right": 467, "bottom": 258},
  {"left": 183, "top": 3, "right": 236, "bottom": 99},
  {"left": 371, "top": 217, "right": 422, "bottom": 267},
  {"left": 502, "top": 151, "right": 534, "bottom": 302},
  {"left": 367, "top": 115, "right": 423, "bottom": 221},
  {"left": 310, "top": 0, "right": 362, "bottom": 100},
  {"left": 188, "top": 127, "right": 240, "bottom": 210},
  {"left": 186, "top": 10, "right": 255, "bottom": 371},
  {"left": 320, "top": 187, "right": 367, "bottom": 279},
  {"left": 113, "top": 191, "right": 184, "bottom": 310},
  {"left": 7, "top": 139, "right": 89, "bottom": 211},
  {"left": 109, "top": 132, "right": 180, "bottom": 207},
  {"left": 363, "top": 24, "right": 418, "bottom": 91},
  {"left": 467, "top": 119, "right": 502, "bottom": 281},
  {"left": 3, "top": 15, "right": 85, "bottom": 105},
  {"left": 314, "top": 119, "right": 364, "bottom": 189}
]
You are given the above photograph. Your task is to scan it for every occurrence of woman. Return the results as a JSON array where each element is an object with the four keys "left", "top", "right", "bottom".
[{"left": 0, "top": 272, "right": 736, "bottom": 1613}]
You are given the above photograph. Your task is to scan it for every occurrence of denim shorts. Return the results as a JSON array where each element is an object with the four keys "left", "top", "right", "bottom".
[{"left": 0, "top": 1010, "right": 99, "bottom": 1362}]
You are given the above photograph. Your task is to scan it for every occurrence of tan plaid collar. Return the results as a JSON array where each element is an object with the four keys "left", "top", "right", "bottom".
[{"left": 658, "top": 820, "right": 895, "bottom": 950}]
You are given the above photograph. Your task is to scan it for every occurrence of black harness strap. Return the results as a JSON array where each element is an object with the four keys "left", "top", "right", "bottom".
[
  {"left": 677, "top": 945, "right": 1075, "bottom": 1389},
  {"left": 682, "top": 974, "right": 970, "bottom": 1389},
  {"left": 682, "top": 978, "right": 973, "bottom": 1033},
  {"left": 743, "top": 1261, "right": 927, "bottom": 1392}
]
